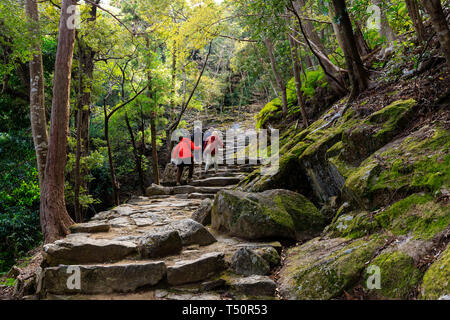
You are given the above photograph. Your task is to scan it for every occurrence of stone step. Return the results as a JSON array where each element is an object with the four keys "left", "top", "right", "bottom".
[
  {"left": 166, "top": 252, "right": 226, "bottom": 286},
  {"left": 39, "top": 261, "right": 166, "bottom": 295},
  {"left": 190, "top": 177, "right": 240, "bottom": 187},
  {"left": 172, "top": 185, "right": 231, "bottom": 195},
  {"left": 43, "top": 236, "right": 138, "bottom": 267},
  {"left": 174, "top": 193, "right": 216, "bottom": 200}
]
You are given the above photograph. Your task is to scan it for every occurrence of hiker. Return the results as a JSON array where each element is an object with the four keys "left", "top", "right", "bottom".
[
  {"left": 171, "top": 135, "right": 200, "bottom": 185},
  {"left": 203, "top": 131, "right": 223, "bottom": 174}
]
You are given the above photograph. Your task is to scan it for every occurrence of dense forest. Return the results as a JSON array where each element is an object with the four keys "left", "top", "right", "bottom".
[{"left": 0, "top": 0, "right": 449, "bottom": 301}]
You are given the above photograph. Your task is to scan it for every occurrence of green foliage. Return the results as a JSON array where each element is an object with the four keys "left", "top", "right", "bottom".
[
  {"left": 300, "top": 69, "right": 327, "bottom": 99},
  {"left": 0, "top": 132, "right": 41, "bottom": 272}
]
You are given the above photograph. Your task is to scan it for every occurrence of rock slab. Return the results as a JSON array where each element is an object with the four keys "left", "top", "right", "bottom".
[{"left": 167, "top": 252, "right": 226, "bottom": 285}]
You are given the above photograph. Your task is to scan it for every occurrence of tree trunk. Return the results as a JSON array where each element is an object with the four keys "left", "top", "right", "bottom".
[
  {"left": 150, "top": 112, "right": 160, "bottom": 185},
  {"left": 294, "top": 0, "right": 327, "bottom": 54},
  {"left": 124, "top": 110, "right": 145, "bottom": 194},
  {"left": 421, "top": 0, "right": 450, "bottom": 68},
  {"left": 288, "top": 33, "right": 309, "bottom": 127},
  {"left": 292, "top": 0, "right": 347, "bottom": 96},
  {"left": 40, "top": 0, "right": 77, "bottom": 243},
  {"left": 104, "top": 105, "right": 120, "bottom": 206},
  {"left": 26, "top": 0, "right": 48, "bottom": 187},
  {"left": 328, "top": 4, "right": 345, "bottom": 52},
  {"left": 263, "top": 38, "right": 288, "bottom": 116},
  {"left": 332, "top": 0, "right": 369, "bottom": 100},
  {"left": 146, "top": 38, "right": 160, "bottom": 185},
  {"left": 354, "top": 20, "right": 371, "bottom": 56},
  {"left": 405, "top": 0, "right": 426, "bottom": 44}
]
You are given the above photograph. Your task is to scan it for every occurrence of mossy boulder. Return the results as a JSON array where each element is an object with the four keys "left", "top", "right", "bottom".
[
  {"left": 364, "top": 251, "right": 422, "bottom": 299},
  {"left": 211, "top": 189, "right": 325, "bottom": 241},
  {"left": 341, "top": 99, "right": 417, "bottom": 165},
  {"left": 278, "top": 235, "right": 387, "bottom": 299},
  {"left": 420, "top": 244, "right": 450, "bottom": 300},
  {"left": 248, "top": 105, "right": 357, "bottom": 203},
  {"left": 343, "top": 125, "right": 450, "bottom": 209}
]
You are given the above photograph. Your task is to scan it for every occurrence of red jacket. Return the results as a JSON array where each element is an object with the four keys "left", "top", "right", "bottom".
[
  {"left": 204, "top": 135, "right": 224, "bottom": 156},
  {"left": 172, "top": 137, "right": 200, "bottom": 160}
]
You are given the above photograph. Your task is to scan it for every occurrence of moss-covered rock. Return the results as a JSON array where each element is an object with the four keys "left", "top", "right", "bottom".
[
  {"left": 248, "top": 105, "right": 357, "bottom": 203},
  {"left": 420, "top": 244, "right": 450, "bottom": 300},
  {"left": 211, "top": 189, "right": 325, "bottom": 241},
  {"left": 341, "top": 99, "right": 417, "bottom": 165},
  {"left": 343, "top": 125, "right": 450, "bottom": 210},
  {"left": 278, "top": 235, "right": 387, "bottom": 299},
  {"left": 375, "top": 193, "right": 450, "bottom": 240},
  {"left": 364, "top": 251, "right": 422, "bottom": 299},
  {"left": 328, "top": 211, "right": 381, "bottom": 239}
]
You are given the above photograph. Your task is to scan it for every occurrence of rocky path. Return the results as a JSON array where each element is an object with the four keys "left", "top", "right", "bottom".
[{"left": 35, "top": 139, "right": 282, "bottom": 300}]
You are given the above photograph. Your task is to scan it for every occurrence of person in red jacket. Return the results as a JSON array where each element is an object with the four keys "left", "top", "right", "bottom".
[
  {"left": 203, "top": 131, "right": 224, "bottom": 174},
  {"left": 171, "top": 135, "right": 200, "bottom": 185}
]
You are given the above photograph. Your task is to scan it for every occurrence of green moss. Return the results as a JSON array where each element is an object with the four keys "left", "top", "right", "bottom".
[
  {"left": 375, "top": 193, "right": 450, "bottom": 240},
  {"left": 329, "top": 211, "right": 381, "bottom": 239},
  {"left": 256, "top": 99, "right": 281, "bottom": 129},
  {"left": 326, "top": 141, "right": 344, "bottom": 158},
  {"left": 272, "top": 193, "right": 325, "bottom": 233},
  {"left": 367, "top": 99, "right": 416, "bottom": 126},
  {"left": 420, "top": 245, "right": 450, "bottom": 300},
  {"left": 366, "top": 251, "right": 422, "bottom": 299},
  {"left": 286, "top": 235, "right": 387, "bottom": 299},
  {"left": 329, "top": 155, "right": 356, "bottom": 179},
  {"left": 343, "top": 125, "right": 449, "bottom": 209}
]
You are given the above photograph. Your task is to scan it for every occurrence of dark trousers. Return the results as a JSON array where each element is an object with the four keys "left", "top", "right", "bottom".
[{"left": 176, "top": 160, "right": 194, "bottom": 184}]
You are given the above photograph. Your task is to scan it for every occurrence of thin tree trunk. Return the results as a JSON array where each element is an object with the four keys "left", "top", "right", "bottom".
[
  {"left": 125, "top": 110, "right": 145, "bottom": 194},
  {"left": 146, "top": 37, "right": 160, "bottom": 185},
  {"left": 26, "top": 0, "right": 48, "bottom": 186},
  {"left": 288, "top": 32, "right": 309, "bottom": 127},
  {"left": 150, "top": 112, "right": 160, "bottom": 185},
  {"left": 103, "top": 85, "right": 148, "bottom": 206},
  {"left": 331, "top": 0, "right": 369, "bottom": 100},
  {"left": 40, "top": 0, "right": 77, "bottom": 243},
  {"left": 405, "top": 0, "right": 426, "bottom": 44},
  {"left": 263, "top": 38, "right": 288, "bottom": 116},
  {"left": 421, "top": 0, "right": 450, "bottom": 68},
  {"left": 104, "top": 103, "right": 120, "bottom": 206}
]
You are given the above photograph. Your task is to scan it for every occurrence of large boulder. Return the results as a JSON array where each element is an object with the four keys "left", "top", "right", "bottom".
[
  {"left": 167, "top": 219, "right": 216, "bottom": 246},
  {"left": 231, "top": 248, "right": 270, "bottom": 276},
  {"left": 211, "top": 189, "right": 325, "bottom": 241},
  {"left": 191, "top": 198, "right": 213, "bottom": 225},
  {"left": 138, "top": 229, "right": 182, "bottom": 258}
]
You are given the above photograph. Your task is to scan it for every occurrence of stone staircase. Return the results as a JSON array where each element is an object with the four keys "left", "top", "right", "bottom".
[{"left": 35, "top": 139, "right": 281, "bottom": 300}]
